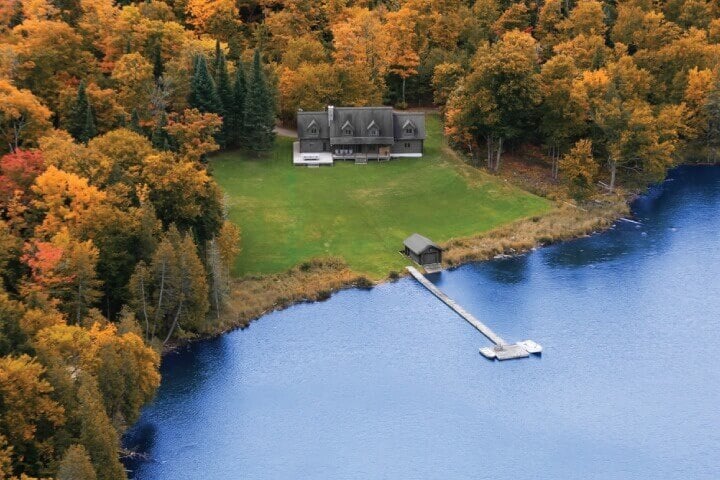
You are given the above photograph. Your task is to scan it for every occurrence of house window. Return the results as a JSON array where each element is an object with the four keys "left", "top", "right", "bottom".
[
  {"left": 405, "top": 143, "right": 411, "bottom": 148},
  {"left": 344, "top": 128, "right": 353, "bottom": 135},
  {"left": 310, "top": 127, "right": 318, "bottom": 134},
  {"left": 369, "top": 128, "right": 379, "bottom": 137},
  {"left": 405, "top": 127, "right": 414, "bottom": 135}
]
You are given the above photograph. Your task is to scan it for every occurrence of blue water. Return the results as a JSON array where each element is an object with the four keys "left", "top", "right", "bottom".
[{"left": 125, "top": 166, "right": 720, "bottom": 479}]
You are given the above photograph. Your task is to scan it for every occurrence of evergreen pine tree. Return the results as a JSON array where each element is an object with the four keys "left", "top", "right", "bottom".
[
  {"left": 151, "top": 111, "right": 171, "bottom": 151},
  {"left": 79, "top": 103, "right": 97, "bottom": 144},
  {"left": 152, "top": 43, "right": 164, "bottom": 80},
  {"left": 214, "top": 43, "right": 233, "bottom": 147},
  {"left": 9, "top": 0, "right": 24, "bottom": 28},
  {"left": 129, "top": 108, "right": 144, "bottom": 136},
  {"left": 68, "top": 81, "right": 90, "bottom": 141},
  {"left": 77, "top": 374, "right": 125, "bottom": 480},
  {"left": 241, "top": 50, "right": 276, "bottom": 152},
  {"left": 228, "top": 60, "right": 247, "bottom": 148},
  {"left": 188, "top": 54, "right": 222, "bottom": 114},
  {"left": 57, "top": 445, "right": 97, "bottom": 480}
]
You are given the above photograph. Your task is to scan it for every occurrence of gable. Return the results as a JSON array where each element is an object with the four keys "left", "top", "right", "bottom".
[
  {"left": 297, "top": 111, "right": 330, "bottom": 139},
  {"left": 306, "top": 119, "right": 320, "bottom": 136},
  {"left": 402, "top": 119, "right": 417, "bottom": 136},
  {"left": 341, "top": 120, "right": 354, "bottom": 135},
  {"left": 367, "top": 119, "right": 380, "bottom": 136}
]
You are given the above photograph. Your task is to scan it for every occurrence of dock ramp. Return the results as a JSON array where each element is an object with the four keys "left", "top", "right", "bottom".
[{"left": 406, "top": 266, "right": 542, "bottom": 361}]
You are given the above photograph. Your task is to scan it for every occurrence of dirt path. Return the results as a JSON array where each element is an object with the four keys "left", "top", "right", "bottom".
[{"left": 274, "top": 125, "right": 297, "bottom": 138}]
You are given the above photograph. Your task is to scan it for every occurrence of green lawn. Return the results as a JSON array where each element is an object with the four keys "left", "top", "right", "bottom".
[{"left": 211, "top": 115, "right": 552, "bottom": 278}]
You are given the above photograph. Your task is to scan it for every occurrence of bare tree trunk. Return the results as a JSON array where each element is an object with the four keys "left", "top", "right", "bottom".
[
  {"left": 486, "top": 135, "right": 494, "bottom": 170},
  {"left": 608, "top": 157, "right": 617, "bottom": 192},
  {"left": 76, "top": 282, "right": 83, "bottom": 325},
  {"left": 139, "top": 276, "right": 150, "bottom": 341},
  {"left": 207, "top": 240, "right": 221, "bottom": 321},
  {"left": 152, "top": 260, "right": 166, "bottom": 339},
  {"left": 494, "top": 137, "right": 504, "bottom": 172},
  {"left": 551, "top": 144, "right": 560, "bottom": 181},
  {"left": 162, "top": 303, "right": 183, "bottom": 346}
]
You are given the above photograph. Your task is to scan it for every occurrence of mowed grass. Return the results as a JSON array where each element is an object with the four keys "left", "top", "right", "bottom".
[{"left": 211, "top": 115, "right": 552, "bottom": 278}]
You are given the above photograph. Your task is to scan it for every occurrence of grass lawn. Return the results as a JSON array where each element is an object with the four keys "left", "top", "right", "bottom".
[{"left": 211, "top": 115, "right": 553, "bottom": 278}]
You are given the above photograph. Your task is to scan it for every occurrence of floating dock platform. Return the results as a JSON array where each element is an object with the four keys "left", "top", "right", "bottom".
[{"left": 406, "top": 266, "right": 542, "bottom": 361}]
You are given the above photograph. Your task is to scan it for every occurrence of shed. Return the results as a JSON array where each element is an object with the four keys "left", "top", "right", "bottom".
[{"left": 403, "top": 233, "right": 442, "bottom": 266}]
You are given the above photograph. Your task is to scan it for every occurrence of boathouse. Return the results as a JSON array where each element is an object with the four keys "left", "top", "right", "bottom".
[{"left": 403, "top": 233, "right": 442, "bottom": 268}]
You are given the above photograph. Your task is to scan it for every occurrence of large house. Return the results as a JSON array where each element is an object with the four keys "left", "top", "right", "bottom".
[{"left": 294, "top": 106, "right": 426, "bottom": 166}]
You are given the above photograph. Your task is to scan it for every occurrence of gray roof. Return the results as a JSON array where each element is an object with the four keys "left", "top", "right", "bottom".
[
  {"left": 330, "top": 107, "right": 394, "bottom": 144},
  {"left": 297, "top": 107, "right": 425, "bottom": 144},
  {"left": 404, "top": 233, "right": 440, "bottom": 255},
  {"left": 297, "top": 111, "right": 330, "bottom": 140},
  {"left": 393, "top": 112, "right": 426, "bottom": 140}
]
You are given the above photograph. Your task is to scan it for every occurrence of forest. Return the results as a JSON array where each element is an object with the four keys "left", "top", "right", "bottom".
[{"left": 0, "top": 0, "right": 719, "bottom": 478}]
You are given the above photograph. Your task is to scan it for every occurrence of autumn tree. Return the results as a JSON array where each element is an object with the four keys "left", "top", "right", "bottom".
[
  {"left": 445, "top": 31, "right": 541, "bottom": 171},
  {"left": 384, "top": 7, "right": 420, "bottom": 107},
  {"left": 0, "top": 79, "right": 52, "bottom": 153},
  {"left": 539, "top": 54, "right": 586, "bottom": 179},
  {"left": 22, "top": 229, "right": 103, "bottom": 324},
  {"left": 560, "top": 139, "right": 599, "bottom": 198},
  {"left": 0, "top": 150, "right": 45, "bottom": 206},
  {"left": 703, "top": 70, "right": 720, "bottom": 161},
  {"left": 129, "top": 226, "right": 209, "bottom": 343},
  {"left": 0, "top": 354, "right": 64, "bottom": 476},
  {"left": 11, "top": 19, "right": 96, "bottom": 112},
  {"left": 30, "top": 166, "right": 108, "bottom": 239},
  {"left": 164, "top": 108, "right": 222, "bottom": 160},
  {"left": 111, "top": 53, "right": 155, "bottom": 121},
  {"left": 141, "top": 151, "right": 223, "bottom": 242}
]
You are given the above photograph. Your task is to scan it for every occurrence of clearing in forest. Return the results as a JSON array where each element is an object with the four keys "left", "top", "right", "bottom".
[{"left": 212, "top": 115, "right": 552, "bottom": 278}]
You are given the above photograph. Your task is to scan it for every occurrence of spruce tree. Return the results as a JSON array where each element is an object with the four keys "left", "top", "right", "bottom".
[
  {"left": 57, "top": 445, "right": 97, "bottom": 480},
  {"left": 241, "top": 50, "right": 276, "bottom": 152},
  {"left": 129, "top": 108, "right": 143, "bottom": 136},
  {"left": 151, "top": 111, "right": 172, "bottom": 151},
  {"left": 79, "top": 103, "right": 97, "bottom": 144},
  {"left": 188, "top": 54, "right": 222, "bottom": 114},
  {"left": 214, "top": 43, "right": 233, "bottom": 147},
  {"left": 152, "top": 43, "right": 164, "bottom": 80},
  {"left": 228, "top": 60, "right": 247, "bottom": 148},
  {"left": 68, "top": 81, "right": 90, "bottom": 141}
]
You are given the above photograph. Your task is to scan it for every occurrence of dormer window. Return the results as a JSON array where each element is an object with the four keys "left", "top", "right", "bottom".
[
  {"left": 341, "top": 120, "right": 354, "bottom": 136},
  {"left": 367, "top": 120, "right": 379, "bottom": 137},
  {"left": 306, "top": 119, "right": 319, "bottom": 137},
  {"left": 402, "top": 119, "right": 417, "bottom": 137}
]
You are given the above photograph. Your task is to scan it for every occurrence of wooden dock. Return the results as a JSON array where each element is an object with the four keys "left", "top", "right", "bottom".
[{"left": 406, "top": 266, "right": 541, "bottom": 361}]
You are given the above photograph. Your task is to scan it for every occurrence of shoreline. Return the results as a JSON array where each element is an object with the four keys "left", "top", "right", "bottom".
[{"left": 165, "top": 191, "right": 629, "bottom": 352}]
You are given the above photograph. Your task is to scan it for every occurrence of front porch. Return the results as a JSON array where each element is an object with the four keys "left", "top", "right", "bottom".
[{"left": 332, "top": 144, "right": 391, "bottom": 162}]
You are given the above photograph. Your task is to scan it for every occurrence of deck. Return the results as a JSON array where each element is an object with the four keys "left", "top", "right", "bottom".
[{"left": 406, "top": 266, "right": 542, "bottom": 361}]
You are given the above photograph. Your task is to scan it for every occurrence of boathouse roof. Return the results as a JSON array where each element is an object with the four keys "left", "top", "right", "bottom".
[{"left": 403, "top": 233, "right": 440, "bottom": 255}]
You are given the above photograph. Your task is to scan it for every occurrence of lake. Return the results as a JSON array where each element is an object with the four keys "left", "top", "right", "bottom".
[{"left": 124, "top": 166, "right": 720, "bottom": 479}]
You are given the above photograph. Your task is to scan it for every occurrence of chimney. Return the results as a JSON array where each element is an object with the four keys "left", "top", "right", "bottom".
[{"left": 328, "top": 105, "right": 334, "bottom": 122}]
